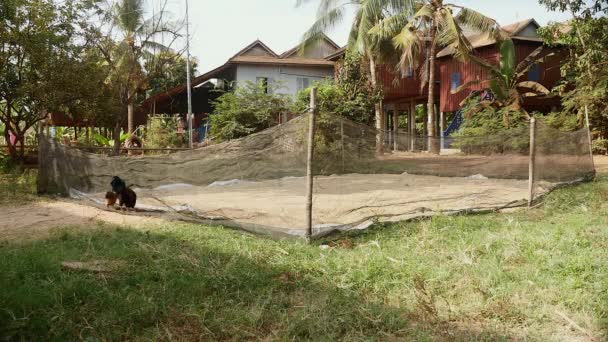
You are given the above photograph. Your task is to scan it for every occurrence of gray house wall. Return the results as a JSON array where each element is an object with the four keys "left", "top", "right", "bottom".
[{"left": 235, "top": 64, "right": 334, "bottom": 95}]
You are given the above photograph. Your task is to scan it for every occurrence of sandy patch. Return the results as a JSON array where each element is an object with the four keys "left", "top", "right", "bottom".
[
  {"left": 73, "top": 173, "right": 549, "bottom": 237},
  {"left": 0, "top": 201, "right": 166, "bottom": 241}
]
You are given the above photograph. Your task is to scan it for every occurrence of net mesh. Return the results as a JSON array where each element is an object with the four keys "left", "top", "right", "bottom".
[
  {"left": 38, "top": 116, "right": 310, "bottom": 237},
  {"left": 38, "top": 113, "right": 595, "bottom": 238}
]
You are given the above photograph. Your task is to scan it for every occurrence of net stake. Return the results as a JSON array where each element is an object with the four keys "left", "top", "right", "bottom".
[
  {"left": 306, "top": 87, "right": 317, "bottom": 242},
  {"left": 584, "top": 105, "right": 596, "bottom": 173},
  {"left": 340, "top": 118, "right": 345, "bottom": 172},
  {"left": 528, "top": 117, "right": 536, "bottom": 208}
]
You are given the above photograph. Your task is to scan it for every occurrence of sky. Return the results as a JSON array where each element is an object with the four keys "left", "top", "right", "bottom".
[{"left": 157, "top": 0, "right": 573, "bottom": 75}]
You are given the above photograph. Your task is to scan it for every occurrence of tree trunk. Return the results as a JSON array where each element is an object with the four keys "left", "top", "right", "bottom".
[
  {"left": 112, "top": 122, "right": 121, "bottom": 156},
  {"left": 4, "top": 126, "right": 17, "bottom": 160},
  {"left": 17, "top": 134, "right": 25, "bottom": 161},
  {"left": 369, "top": 54, "right": 384, "bottom": 155},
  {"left": 128, "top": 101, "right": 135, "bottom": 134},
  {"left": 427, "top": 29, "right": 440, "bottom": 154}
]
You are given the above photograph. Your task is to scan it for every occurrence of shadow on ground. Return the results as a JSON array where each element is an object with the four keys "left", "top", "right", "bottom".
[{"left": 0, "top": 223, "right": 516, "bottom": 341}]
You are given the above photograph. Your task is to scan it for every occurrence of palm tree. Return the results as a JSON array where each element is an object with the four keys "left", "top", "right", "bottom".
[
  {"left": 451, "top": 39, "right": 553, "bottom": 123},
  {"left": 298, "top": 0, "right": 414, "bottom": 154},
  {"left": 98, "top": 0, "right": 180, "bottom": 134},
  {"left": 371, "top": 0, "right": 501, "bottom": 153}
]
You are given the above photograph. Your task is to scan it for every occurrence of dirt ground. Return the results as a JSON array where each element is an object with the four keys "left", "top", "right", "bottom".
[
  {"left": 0, "top": 201, "right": 167, "bottom": 241},
  {"left": 1, "top": 174, "right": 545, "bottom": 240},
  {"left": 2, "top": 155, "right": 603, "bottom": 241}
]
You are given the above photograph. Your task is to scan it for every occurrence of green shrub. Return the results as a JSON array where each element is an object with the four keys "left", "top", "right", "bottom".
[
  {"left": 453, "top": 99, "right": 530, "bottom": 155},
  {"left": 293, "top": 53, "right": 382, "bottom": 126},
  {"left": 592, "top": 137, "right": 608, "bottom": 155},
  {"left": 209, "top": 81, "right": 292, "bottom": 142},
  {"left": 144, "top": 117, "right": 186, "bottom": 148},
  {"left": 541, "top": 111, "right": 580, "bottom": 131}
]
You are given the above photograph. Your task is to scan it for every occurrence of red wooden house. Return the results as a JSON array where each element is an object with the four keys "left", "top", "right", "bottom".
[
  {"left": 437, "top": 19, "right": 564, "bottom": 114},
  {"left": 356, "top": 18, "right": 567, "bottom": 151}
]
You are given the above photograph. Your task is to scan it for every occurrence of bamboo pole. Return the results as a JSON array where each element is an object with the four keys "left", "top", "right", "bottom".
[
  {"left": 410, "top": 101, "right": 416, "bottom": 152},
  {"left": 340, "top": 118, "right": 345, "bottom": 172},
  {"left": 185, "top": 0, "right": 193, "bottom": 149},
  {"left": 584, "top": 105, "right": 596, "bottom": 173},
  {"left": 528, "top": 117, "right": 537, "bottom": 207},
  {"left": 305, "top": 87, "right": 317, "bottom": 242},
  {"left": 439, "top": 111, "right": 445, "bottom": 151}
]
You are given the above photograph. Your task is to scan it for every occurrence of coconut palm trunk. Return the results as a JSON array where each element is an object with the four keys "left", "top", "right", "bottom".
[
  {"left": 127, "top": 101, "right": 134, "bottom": 133},
  {"left": 427, "top": 28, "right": 439, "bottom": 154},
  {"left": 371, "top": 1, "right": 500, "bottom": 154},
  {"left": 369, "top": 54, "right": 384, "bottom": 154}
]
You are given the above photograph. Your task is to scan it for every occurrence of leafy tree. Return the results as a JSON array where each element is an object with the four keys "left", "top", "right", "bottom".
[
  {"left": 145, "top": 51, "right": 198, "bottom": 97},
  {"left": 539, "top": 0, "right": 608, "bottom": 141},
  {"left": 93, "top": 0, "right": 182, "bottom": 134},
  {"left": 451, "top": 39, "right": 553, "bottom": 124},
  {"left": 0, "top": 0, "right": 105, "bottom": 162},
  {"left": 538, "top": 0, "right": 607, "bottom": 16},
  {"left": 371, "top": 0, "right": 501, "bottom": 153},
  {"left": 294, "top": 53, "right": 383, "bottom": 125},
  {"left": 298, "top": 0, "right": 414, "bottom": 153},
  {"left": 209, "top": 82, "right": 292, "bottom": 142}
]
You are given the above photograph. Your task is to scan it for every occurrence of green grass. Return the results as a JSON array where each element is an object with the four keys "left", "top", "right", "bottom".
[
  {"left": 0, "top": 168, "right": 38, "bottom": 205},
  {"left": 1, "top": 174, "right": 607, "bottom": 340}
]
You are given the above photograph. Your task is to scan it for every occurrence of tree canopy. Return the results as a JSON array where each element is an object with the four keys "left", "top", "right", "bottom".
[{"left": 0, "top": 0, "right": 114, "bottom": 161}]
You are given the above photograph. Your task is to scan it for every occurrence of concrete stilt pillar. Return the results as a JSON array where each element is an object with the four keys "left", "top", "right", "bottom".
[{"left": 393, "top": 110, "right": 398, "bottom": 152}]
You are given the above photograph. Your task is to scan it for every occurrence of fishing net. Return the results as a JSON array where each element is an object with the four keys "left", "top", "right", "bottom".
[{"left": 38, "top": 113, "right": 595, "bottom": 238}]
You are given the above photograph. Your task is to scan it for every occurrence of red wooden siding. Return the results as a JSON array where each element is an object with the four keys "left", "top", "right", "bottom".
[
  {"left": 379, "top": 65, "right": 426, "bottom": 101},
  {"left": 438, "top": 41, "right": 565, "bottom": 113}
]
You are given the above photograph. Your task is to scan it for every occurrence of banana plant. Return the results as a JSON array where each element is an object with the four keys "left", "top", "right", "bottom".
[{"left": 452, "top": 39, "right": 554, "bottom": 124}]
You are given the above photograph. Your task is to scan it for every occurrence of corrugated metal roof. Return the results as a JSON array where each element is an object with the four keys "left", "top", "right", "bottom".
[{"left": 437, "top": 19, "right": 542, "bottom": 58}]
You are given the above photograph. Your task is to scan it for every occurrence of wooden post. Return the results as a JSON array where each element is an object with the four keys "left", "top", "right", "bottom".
[
  {"left": 387, "top": 112, "right": 392, "bottom": 151},
  {"left": 410, "top": 101, "right": 416, "bottom": 152},
  {"left": 528, "top": 117, "right": 536, "bottom": 207},
  {"left": 305, "top": 87, "right": 317, "bottom": 242},
  {"left": 423, "top": 105, "right": 429, "bottom": 151},
  {"left": 584, "top": 105, "right": 596, "bottom": 173},
  {"left": 439, "top": 111, "right": 445, "bottom": 151},
  {"left": 340, "top": 118, "right": 345, "bottom": 172}
]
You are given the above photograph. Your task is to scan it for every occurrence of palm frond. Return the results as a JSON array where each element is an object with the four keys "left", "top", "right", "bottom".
[
  {"left": 515, "top": 51, "right": 556, "bottom": 77},
  {"left": 142, "top": 40, "right": 172, "bottom": 53},
  {"left": 369, "top": 10, "right": 411, "bottom": 40},
  {"left": 517, "top": 81, "right": 550, "bottom": 94},
  {"left": 435, "top": 7, "right": 472, "bottom": 60},
  {"left": 417, "top": 46, "right": 429, "bottom": 90},
  {"left": 346, "top": 10, "right": 366, "bottom": 54},
  {"left": 498, "top": 39, "right": 515, "bottom": 77},
  {"left": 412, "top": 3, "right": 434, "bottom": 21},
  {"left": 393, "top": 23, "right": 425, "bottom": 75},
  {"left": 115, "top": 0, "right": 144, "bottom": 33},
  {"left": 451, "top": 79, "right": 483, "bottom": 94},
  {"left": 454, "top": 7, "right": 500, "bottom": 37},
  {"left": 468, "top": 54, "right": 497, "bottom": 71},
  {"left": 300, "top": 4, "right": 347, "bottom": 54}
]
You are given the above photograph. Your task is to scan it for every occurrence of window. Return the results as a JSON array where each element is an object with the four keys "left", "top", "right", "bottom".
[
  {"left": 256, "top": 77, "right": 269, "bottom": 94},
  {"left": 450, "top": 72, "right": 461, "bottom": 91},
  {"left": 528, "top": 64, "right": 541, "bottom": 82},
  {"left": 297, "top": 77, "right": 310, "bottom": 92}
]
